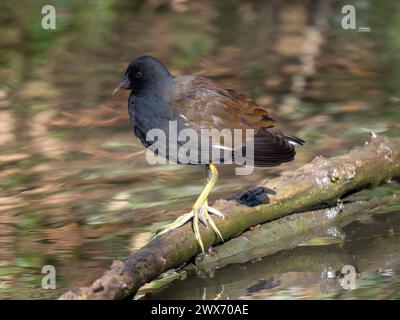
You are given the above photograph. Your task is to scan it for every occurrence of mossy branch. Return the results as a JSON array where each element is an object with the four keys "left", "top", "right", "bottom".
[
  {"left": 60, "top": 135, "right": 400, "bottom": 300},
  {"left": 196, "top": 187, "right": 400, "bottom": 270}
]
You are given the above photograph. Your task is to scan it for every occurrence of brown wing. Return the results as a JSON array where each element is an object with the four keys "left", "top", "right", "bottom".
[
  {"left": 168, "top": 76, "right": 303, "bottom": 167},
  {"left": 170, "top": 76, "right": 276, "bottom": 132}
]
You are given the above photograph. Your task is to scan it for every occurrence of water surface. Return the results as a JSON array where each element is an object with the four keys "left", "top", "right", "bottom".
[{"left": 0, "top": 0, "right": 400, "bottom": 299}]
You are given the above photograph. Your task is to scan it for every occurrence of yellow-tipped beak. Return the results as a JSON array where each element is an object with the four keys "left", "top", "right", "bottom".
[
  {"left": 112, "top": 87, "right": 125, "bottom": 95},
  {"left": 112, "top": 79, "right": 131, "bottom": 95}
]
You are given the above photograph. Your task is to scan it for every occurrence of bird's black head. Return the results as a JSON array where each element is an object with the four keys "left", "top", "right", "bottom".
[{"left": 113, "top": 55, "right": 172, "bottom": 95}]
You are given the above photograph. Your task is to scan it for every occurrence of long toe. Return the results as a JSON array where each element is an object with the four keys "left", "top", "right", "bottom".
[
  {"left": 192, "top": 207, "right": 205, "bottom": 253},
  {"left": 203, "top": 209, "right": 224, "bottom": 242},
  {"left": 155, "top": 211, "right": 194, "bottom": 236},
  {"left": 207, "top": 206, "right": 225, "bottom": 219},
  {"left": 198, "top": 205, "right": 209, "bottom": 228}
]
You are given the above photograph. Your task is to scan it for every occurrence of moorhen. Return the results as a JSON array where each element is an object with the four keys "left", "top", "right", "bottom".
[{"left": 113, "top": 55, "right": 303, "bottom": 253}]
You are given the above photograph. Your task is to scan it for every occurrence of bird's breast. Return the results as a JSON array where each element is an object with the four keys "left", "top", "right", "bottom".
[{"left": 129, "top": 94, "right": 174, "bottom": 135}]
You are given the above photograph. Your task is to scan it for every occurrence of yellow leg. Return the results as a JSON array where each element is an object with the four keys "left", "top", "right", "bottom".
[{"left": 156, "top": 163, "right": 224, "bottom": 253}]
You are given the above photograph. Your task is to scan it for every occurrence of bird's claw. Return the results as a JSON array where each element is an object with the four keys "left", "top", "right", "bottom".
[{"left": 155, "top": 202, "right": 224, "bottom": 254}]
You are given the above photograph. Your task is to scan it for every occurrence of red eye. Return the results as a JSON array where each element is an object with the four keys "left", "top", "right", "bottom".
[{"left": 134, "top": 71, "right": 142, "bottom": 79}]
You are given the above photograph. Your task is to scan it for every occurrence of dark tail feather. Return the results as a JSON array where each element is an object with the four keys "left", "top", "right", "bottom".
[
  {"left": 235, "top": 128, "right": 304, "bottom": 167},
  {"left": 281, "top": 134, "right": 305, "bottom": 146}
]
